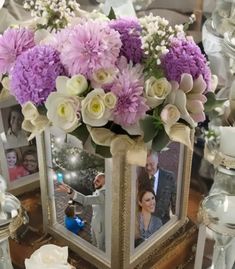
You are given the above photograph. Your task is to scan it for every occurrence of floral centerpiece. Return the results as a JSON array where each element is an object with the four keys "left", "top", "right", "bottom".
[{"left": 0, "top": 0, "right": 217, "bottom": 164}]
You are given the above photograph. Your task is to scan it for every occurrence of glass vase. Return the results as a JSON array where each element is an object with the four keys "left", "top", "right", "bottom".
[
  {"left": 212, "top": 0, "right": 235, "bottom": 37},
  {"left": 201, "top": 166, "right": 235, "bottom": 269}
]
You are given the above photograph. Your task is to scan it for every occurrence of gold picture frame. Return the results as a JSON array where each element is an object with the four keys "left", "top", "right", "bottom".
[{"left": 37, "top": 128, "right": 193, "bottom": 269}]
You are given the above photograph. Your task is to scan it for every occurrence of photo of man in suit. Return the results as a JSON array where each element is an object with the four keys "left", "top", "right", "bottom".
[
  {"left": 140, "top": 150, "right": 176, "bottom": 225},
  {"left": 66, "top": 173, "right": 106, "bottom": 251}
]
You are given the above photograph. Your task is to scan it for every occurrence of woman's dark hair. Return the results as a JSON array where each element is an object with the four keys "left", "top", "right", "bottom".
[
  {"left": 7, "top": 107, "right": 23, "bottom": 130},
  {"left": 65, "top": 205, "right": 75, "bottom": 218},
  {"left": 6, "top": 149, "right": 19, "bottom": 165},
  {"left": 137, "top": 168, "right": 151, "bottom": 192},
  {"left": 137, "top": 188, "right": 156, "bottom": 211}
]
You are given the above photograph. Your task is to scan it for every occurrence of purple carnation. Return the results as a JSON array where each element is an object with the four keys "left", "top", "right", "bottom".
[
  {"left": 10, "top": 45, "right": 65, "bottom": 105},
  {"left": 0, "top": 28, "right": 35, "bottom": 74},
  {"left": 162, "top": 37, "right": 211, "bottom": 90},
  {"left": 60, "top": 20, "right": 122, "bottom": 79},
  {"left": 111, "top": 57, "right": 148, "bottom": 127},
  {"left": 109, "top": 18, "right": 143, "bottom": 64}
]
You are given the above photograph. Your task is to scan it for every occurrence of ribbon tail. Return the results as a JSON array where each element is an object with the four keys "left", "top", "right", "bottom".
[
  {"left": 126, "top": 140, "right": 147, "bottom": 167},
  {"left": 88, "top": 127, "right": 116, "bottom": 147}
]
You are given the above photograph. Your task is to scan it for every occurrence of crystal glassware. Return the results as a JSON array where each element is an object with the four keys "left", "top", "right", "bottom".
[{"left": 201, "top": 166, "right": 235, "bottom": 269}]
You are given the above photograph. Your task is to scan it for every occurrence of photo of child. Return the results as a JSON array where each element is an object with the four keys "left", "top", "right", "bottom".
[
  {"left": 2, "top": 105, "right": 29, "bottom": 149},
  {"left": 6, "top": 148, "right": 29, "bottom": 182}
]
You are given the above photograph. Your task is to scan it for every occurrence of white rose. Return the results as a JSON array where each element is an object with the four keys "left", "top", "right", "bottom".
[
  {"left": 92, "top": 68, "right": 117, "bottom": 87},
  {"left": 22, "top": 102, "right": 39, "bottom": 121},
  {"left": 25, "top": 245, "right": 71, "bottom": 269},
  {"left": 145, "top": 77, "right": 171, "bottom": 108},
  {"left": 66, "top": 75, "right": 88, "bottom": 96},
  {"left": 45, "top": 92, "right": 81, "bottom": 132},
  {"left": 81, "top": 88, "right": 111, "bottom": 127},
  {"left": 56, "top": 75, "right": 88, "bottom": 96},
  {"left": 160, "top": 104, "right": 180, "bottom": 127},
  {"left": 104, "top": 92, "right": 117, "bottom": 109}
]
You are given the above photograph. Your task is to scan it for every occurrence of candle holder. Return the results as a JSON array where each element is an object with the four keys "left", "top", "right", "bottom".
[{"left": 0, "top": 191, "right": 22, "bottom": 269}]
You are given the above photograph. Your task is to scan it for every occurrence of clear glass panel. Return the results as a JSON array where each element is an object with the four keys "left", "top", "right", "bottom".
[
  {"left": 212, "top": 0, "right": 235, "bottom": 36},
  {"left": 45, "top": 129, "right": 111, "bottom": 256},
  {"left": 132, "top": 142, "right": 183, "bottom": 249}
]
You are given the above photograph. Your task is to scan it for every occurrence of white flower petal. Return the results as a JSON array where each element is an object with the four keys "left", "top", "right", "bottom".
[
  {"left": 56, "top": 76, "right": 69, "bottom": 94},
  {"left": 192, "top": 75, "right": 207, "bottom": 94},
  {"left": 174, "top": 90, "right": 196, "bottom": 127},
  {"left": 179, "top": 73, "right": 193, "bottom": 93}
]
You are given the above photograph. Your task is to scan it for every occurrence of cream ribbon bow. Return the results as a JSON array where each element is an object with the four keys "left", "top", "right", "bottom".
[
  {"left": 88, "top": 127, "right": 147, "bottom": 167},
  {"left": 0, "top": 76, "right": 11, "bottom": 100},
  {"left": 22, "top": 102, "right": 49, "bottom": 140}
]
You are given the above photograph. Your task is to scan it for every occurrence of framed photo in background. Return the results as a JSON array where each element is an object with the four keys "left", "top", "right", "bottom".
[{"left": 0, "top": 96, "right": 39, "bottom": 194}]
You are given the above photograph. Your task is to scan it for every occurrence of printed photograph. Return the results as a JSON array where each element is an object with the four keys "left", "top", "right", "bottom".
[
  {"left": 51, "top": 134, "right": 107, "bottom": 252},
  {"left": 1, "top": 104, "right": 29, "bottom": 149},
  {"left": 134, "top": 142, "right": 180, "bottom": 248},
  {"left": 5, "top": 145, "right": 38, "bottom": 182}
]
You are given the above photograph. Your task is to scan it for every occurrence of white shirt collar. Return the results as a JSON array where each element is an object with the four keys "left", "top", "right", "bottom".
[{"left": 153, "top": 170, "right": 159, "bottom": 194}]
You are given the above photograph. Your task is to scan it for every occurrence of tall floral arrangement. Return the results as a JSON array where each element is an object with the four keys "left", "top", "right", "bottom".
[{"left": 0, "top": 1, "right": 217, "bottom": 161}]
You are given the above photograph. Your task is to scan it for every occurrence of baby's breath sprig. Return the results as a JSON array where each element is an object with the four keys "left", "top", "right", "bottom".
[
  {"left": 204, "top": 128, "right": 220, "bottom": 150},
  {"left": 23, "top": 0, "right": 80, "bottom": 31},
  {"left": 183, "top": 13, "right": 196, "bottom": 31},
  {"left": 139, "top": 14, "right": 185, "bottom": 78}
]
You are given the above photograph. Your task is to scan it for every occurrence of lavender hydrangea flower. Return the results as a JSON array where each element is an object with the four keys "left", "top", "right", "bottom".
[
  {"left": 162, "top": 37, "right": 211, "bottom": 90},
  {"left": 109, "top": 18, "right": 143, "bottom": 64},
  {"left": 111, "top": 57, "right": 148, "bottom": 127},
  {"left": 60, "top": 20, "right": 122, "bottom": 78},
  {"left": 0, "top": 28, "right": 35, "bottom": 74},
  {"left": 10, "top": 45, "right": 65, "bottom": 105}
]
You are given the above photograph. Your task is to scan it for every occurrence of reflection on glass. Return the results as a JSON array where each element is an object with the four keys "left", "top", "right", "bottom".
[
  {"left": 50, "top": 134, "right": 106, "bottom": 252},
  {"left": 201, "top": 194, "right": 235, "bottom": 269},
  {"left": 135, "top": 143, "right": 179, "bottom": 248}
]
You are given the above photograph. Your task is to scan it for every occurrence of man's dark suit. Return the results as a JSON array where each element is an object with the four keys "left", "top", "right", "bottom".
[
  {"left": 138, "top": 168, "right": 176, "bottom": 225},
  {"left": 153, "top": 168, "right": 176, "bottom": 224}
]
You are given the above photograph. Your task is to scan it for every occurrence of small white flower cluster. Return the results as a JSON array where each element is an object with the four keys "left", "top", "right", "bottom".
[
  {"left": 204, "top": 128, "right": 220, "bottom": 150},
  {"left": 189, "top": 13, "right": 196, "bottom": 24},
  {"left": 139, "top": 14, "right": 184, "bottom": 64},
  {"left": 23, "top": 0, "right": 80, "bottom": 29}
]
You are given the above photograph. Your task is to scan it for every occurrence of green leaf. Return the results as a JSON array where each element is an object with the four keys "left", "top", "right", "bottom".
[
  {"left": 90, "top": 139, "right": 112, "bottom": 158},
  {"left": 37, "top": 105, "right": 47, "bottom": 115},
  {"left": 152, "top": 128, "right": 170, "bottom": 152},
  {"left": 69, "top": 124, "right": 89, "bottom": 145},
  {"left": 108, "top": 7, "right": 116, "bottom": 20},
  {"left": 95, "top": 145, "right": 112, "bottom": 158},
  {"left": 204, "top": 92, "right": 226, "bottom": 113},
  {"left": 139, "top": 116, "right": 163, "bottom": 142}
]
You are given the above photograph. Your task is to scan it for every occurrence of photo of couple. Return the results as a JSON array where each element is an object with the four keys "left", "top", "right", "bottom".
[{"left": 135, "top": 145, "right": 179, "bottom": 247}]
